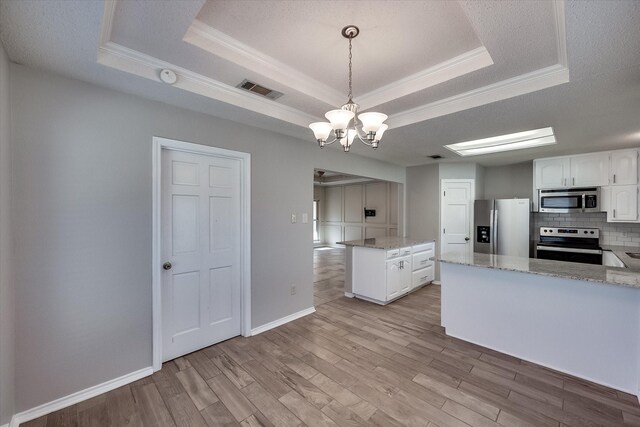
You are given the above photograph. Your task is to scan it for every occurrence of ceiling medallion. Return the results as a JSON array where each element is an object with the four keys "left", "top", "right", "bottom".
[{"left": 309, "top": 25, "right": 388, "bottom": 152}]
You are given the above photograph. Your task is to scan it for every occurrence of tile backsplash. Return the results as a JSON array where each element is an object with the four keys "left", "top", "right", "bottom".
[{"left": 534, "top": 212, "right": 640, "bottom": 247}]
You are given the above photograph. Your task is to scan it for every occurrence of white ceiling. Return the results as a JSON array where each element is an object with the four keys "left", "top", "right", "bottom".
[{"left": 0, "top": 0, "right": 639, "bottom": 167}]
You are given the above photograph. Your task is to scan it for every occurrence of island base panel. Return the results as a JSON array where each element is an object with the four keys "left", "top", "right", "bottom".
[{"left": 441, "top": 262, "right": 640, "bottom": 397}]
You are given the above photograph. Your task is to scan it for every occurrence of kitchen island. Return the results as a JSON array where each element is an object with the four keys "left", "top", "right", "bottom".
[
  {"left": 439, "top": 251, "right": 640, "bottom": 398},
  {"left": 338, "top": 237, "right": 435, "bottom": 305}
]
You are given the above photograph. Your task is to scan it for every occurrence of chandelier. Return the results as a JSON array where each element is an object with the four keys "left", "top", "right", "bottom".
[{"left": 309, "top": 25, "right": 388, "bottom": 152}]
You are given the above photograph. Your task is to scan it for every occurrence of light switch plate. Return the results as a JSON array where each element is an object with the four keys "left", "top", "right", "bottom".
[
  {"left": 302, "top": 213, "right": 308, "bottom": 223},
  {"left": 291, "top": 213, "right": 297, "bottom": 223}
]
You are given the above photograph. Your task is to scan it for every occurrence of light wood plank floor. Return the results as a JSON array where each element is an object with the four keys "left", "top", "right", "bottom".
[
  {"left": 313, "top": 246, "right": 346, "bottom": 307},
  {"left": 23, "top": 249, "right": 640, "bottom": 426}
]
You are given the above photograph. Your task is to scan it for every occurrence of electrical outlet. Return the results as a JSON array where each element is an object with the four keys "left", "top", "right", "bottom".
[
  {"left": 291, "top": 213, "right": 297, "bottom": 223},
  {"left": 290, "top": 284, "right": 297, "bottom": 295},
  {"left": 302, "top": 213, "right": 308, "bottom": 223}
]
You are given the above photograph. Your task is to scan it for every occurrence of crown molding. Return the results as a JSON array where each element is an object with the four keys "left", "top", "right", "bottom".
[
  {"left": 99, "top": 0, "right": 117, "bottom": 47},
  {"left": 357, "top": 47, "right": 494, "bottom": 110},
  {"left": 387, "top": 64, "right": 570, "bottom": 129},
  {"left": 96, "top": 2, "right": 570, "bottom": 133},
  {"left": 553, "top": 0, "right": 568, "bottom": 67},
  {"left": 184, "top": 19, "right": 345, "bottom": 107},
  {"left": 97, "top": 42, "right": 317, "bottom": 127}
]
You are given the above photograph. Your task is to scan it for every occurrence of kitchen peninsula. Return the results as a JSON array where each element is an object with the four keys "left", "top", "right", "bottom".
[
  {"left": 439, "top": 251, "right": 640, "bottom": 398},
  {"left": 339, "top": 237, "right": 435, "bottom": 305}
]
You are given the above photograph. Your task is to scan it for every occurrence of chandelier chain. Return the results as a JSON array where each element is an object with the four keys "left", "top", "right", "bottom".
[{"left": 348, "top": 36, "right": 353, "bottom": 101}]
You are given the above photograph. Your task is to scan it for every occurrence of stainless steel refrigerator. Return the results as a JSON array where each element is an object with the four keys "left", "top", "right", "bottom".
[{"left": 474, "top": 199, "right": 531, "bottom": 258}]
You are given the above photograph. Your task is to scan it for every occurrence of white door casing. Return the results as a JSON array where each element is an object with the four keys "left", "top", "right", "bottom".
[
  {"left": 440, "top": 180, "right": 474, "bottom": 257},
  {"left": 152, "top": 137, "right": 250, "bottom": 371}
]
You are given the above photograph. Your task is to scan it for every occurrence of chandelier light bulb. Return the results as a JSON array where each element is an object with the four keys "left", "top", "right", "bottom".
[
  {"left": 325, "top": 109, "right": 354, "bottom": 131},
  {"left": 374, "top": 124, "right": 388, "bottom": 142},
  {"left": 309, "top": 122, "right": 333, "bottom": 142},
  {"left": 340, "top": 129, "right": 357, "bottom": 152},
  {"left": 359, "top": 112, "right": 388, "bottom": 134}
]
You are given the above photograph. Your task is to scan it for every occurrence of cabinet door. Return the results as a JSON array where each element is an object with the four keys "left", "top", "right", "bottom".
[
  {"left": 535, "top": 158, "right": 570, "bottom": 189},
  {"left": 571, "top": 153, "right": 610, "bottom": 187},
  {"left": 609, "top": 185, "right": 638, "bottom": 222},
  {"left": 386, "top": 259, "right": 401, "bottom": 300},
  {"left": 399, "top": 256, "right": 412, "bottom": 294},
  {"left": 611, "top": 150, "right": 638, "bottom": 186}
]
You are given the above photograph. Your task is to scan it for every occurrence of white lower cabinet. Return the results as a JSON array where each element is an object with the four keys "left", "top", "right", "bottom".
[
  {"left": 386, "top": 255, "right": 411, "bottom": 300},
  {"left": 412, "top": 264, "right": 434, "bottom": 289},
  {"left": 352, "top": 242, "right": 434, "bottom": 305}
]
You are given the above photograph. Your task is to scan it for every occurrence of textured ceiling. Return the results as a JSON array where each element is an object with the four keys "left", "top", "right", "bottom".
[
  {"left": 0, "top": 0, "right": 639, "bottom": 167},
  {"left": 195, "top": 1, "right": 481, "bottom": 93}
]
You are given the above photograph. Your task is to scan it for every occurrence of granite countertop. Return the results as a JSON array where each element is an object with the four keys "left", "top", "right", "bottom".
[
  {"left": 601, "top": 244, "right": 640, "bottom": 270},
  {"left": 337, "top": 236, "right": 435, "bottom": 250},
  {"left": 437, "top": 251, "right": 640, "bottom": 289}
]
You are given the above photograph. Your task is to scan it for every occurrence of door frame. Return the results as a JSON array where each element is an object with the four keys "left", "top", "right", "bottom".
[
  {"left": 439, "top": 179, "right": 475, "bottom": 257},
  {"left": 152, "top": 136, "right": 251, "bottom": 372}
]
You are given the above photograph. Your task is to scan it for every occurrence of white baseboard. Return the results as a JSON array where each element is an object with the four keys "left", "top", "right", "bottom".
[
  {"left": 432, "top": 280, "right": 441, "bottom": 285},
  {"left": 251, "top": 307, "right": 315, "bottom": 336},
  {"left": 344, "top": 292, "right": 354, "bottom": 298},
  {"left": 9, "top": 366, "right": 152, "bottom": 427}
]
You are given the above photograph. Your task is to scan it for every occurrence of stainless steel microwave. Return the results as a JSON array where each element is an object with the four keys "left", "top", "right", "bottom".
[{"left": 538, "top": 187, "right": 600, "bottom": 213}]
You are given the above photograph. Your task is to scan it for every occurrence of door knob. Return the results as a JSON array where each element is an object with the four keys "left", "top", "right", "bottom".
[
  {"left": 163, "top": 262, "right": 172, "bottom": 270},
  {"left": 464, "top": 237, "right": 470, "bottom": 241}
]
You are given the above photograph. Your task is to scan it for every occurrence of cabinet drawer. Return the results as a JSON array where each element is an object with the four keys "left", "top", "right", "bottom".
[
  {"left": 412, "top": 265, "right": 434, "bottom": 288},
  {"left": 399, "top": 246, "right": 412, "bottom": 257},
  {"left": 386, "top": 249, "right": 400, "bottom": 259},
  {"left": 413, "top": 242, "right": 434, "bottom": 253},
  {"left": 412, "top": 251, "right": 433, "bottom": 271}
]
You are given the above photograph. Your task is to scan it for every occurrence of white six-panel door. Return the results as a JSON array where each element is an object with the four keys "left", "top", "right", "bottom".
[
  {"left": 161, "top": 149, "right": 241, "bottom": 361},
  {"left": 440, "top": 180, "right": 474, "bottom": 257}
]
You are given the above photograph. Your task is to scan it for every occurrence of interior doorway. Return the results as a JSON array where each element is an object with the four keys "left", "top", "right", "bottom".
[
  {"left": 312, "top": 168, "right": 403, "bottom": 306},
  {"left": 152, "top": 137, "right": 251, "bottom": 371}
]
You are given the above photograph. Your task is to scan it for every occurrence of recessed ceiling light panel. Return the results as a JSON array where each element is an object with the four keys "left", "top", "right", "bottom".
[{"left": 444, "top": 127, "right": 556, "bottom": 156}]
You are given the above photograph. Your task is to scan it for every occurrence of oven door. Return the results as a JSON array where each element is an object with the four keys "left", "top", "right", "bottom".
[{"left": 536, "top": 245, "right": 603, "bottom": 265}]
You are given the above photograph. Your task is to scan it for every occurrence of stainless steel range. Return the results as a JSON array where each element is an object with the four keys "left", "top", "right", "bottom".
[{"left": 536, "top": 227, "right": 602, "bottom": 265}]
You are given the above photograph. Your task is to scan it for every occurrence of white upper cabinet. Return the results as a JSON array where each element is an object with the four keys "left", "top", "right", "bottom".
[
  {"left": 534, "top": 152, "right": 609, "bottom": 190},
  {"left": 610, "top": 149, "right": 638, "bottom": 186},
  {"left": 570, "top": 152, "right": 610, "bottom": 187},
  {"left": 534, "top": 148, "right": 640, "bottom": 219},
  {"left": 535, "top": 158, "right": 570, "bottom": 189},
  {"left": 609, "top": 185, "right": 638, "bottom": 222}
]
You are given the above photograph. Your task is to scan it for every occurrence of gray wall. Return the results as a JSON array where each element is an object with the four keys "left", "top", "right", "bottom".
[
  {"left": 406, "top": 164, "right": 440, "bottom": 279},
  {"left": 439, "top": 162, "right": 485, "bottom": 199},
  {"left": 483, "top": 161, "right": 533, "bottom": 200},
  {"left": 406, "top": 162, "right": 486, "bottom": 280},
  {"left": 10, "top": 64, "right": 405, "bottom": 412},
  {"left": 406, "top": 164, "right": 440, "bottom": 242},
  {"left": 0, "top": 40, "right": 14, "bottom": 426}
]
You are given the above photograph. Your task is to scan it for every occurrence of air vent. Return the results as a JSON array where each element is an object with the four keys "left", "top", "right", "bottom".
[
  {"left": 428, "top": 155, "right": 444, "bottom": 159},
  {"left": 237, "top": 79, "right": 283, "bottom": 100}
]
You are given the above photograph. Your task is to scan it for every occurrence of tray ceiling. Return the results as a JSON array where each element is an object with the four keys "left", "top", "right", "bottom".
[
  {"left": 1, "top": 0, "right": 639, "bottom": 166},
  {"left": 102, "top": 0, "right": 566, "bottom": 125}
]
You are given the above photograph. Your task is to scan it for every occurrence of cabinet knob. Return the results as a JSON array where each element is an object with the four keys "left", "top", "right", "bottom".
[
  {"left": 464, "top": 237, "right": 470, "bottom": 241},
  {"left": 163, "top": 262, "right": 172, "bottom": 270}
]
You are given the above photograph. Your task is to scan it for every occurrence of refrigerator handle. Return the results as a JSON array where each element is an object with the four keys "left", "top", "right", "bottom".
[
  {"left": 489, "top": 209, "right": 495, "bottom": 254},
  {"left": 493, "top": 210, "right": 499, "bottom": 255}
]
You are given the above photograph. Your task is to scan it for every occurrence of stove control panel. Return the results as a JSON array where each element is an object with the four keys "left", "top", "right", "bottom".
[{"left": 539, "top": 227, "right": 599, "bottom": 238}]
